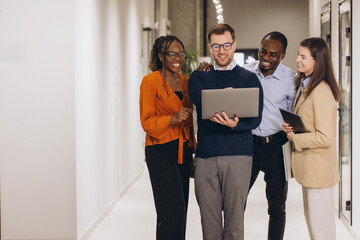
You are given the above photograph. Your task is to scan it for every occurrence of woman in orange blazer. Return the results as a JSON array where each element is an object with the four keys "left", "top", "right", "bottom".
[
  {"left": 282, "top": 38, "right": 340, "bottom": 240},
  {"left": 139, "top": 35, "right": 196, "bottom": 240}
]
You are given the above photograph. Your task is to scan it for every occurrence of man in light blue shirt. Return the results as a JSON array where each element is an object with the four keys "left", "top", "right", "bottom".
[
  {"left": 243, "top": 32, "right": 296, "bottom": 240},
  {"left": 244, "top": 60, "right": 295, "bottom": 137}
]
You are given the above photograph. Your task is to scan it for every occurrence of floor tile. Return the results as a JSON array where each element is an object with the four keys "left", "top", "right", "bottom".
[{"left": 89, "top": 165, "right": 355, "bottom": 240}]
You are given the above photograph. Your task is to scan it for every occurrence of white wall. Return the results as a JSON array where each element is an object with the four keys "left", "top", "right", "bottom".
[
  {"left": 75, "top": 0, "right": 118, "bottom": 237},
  {"left": 0, "top": 0, "right": 154, "bottom": 239},
  {"left": 207, "top": 0, "right": 309, "bottom": 71},
  {"left": 309, "top": 0, "right": 321, "bottom": 37},
  {"left": 75, "top": 0, "right": 154, "bottom": 238},
  {"left": 0, "top": 0, "right": 77, "bottom": 239}
]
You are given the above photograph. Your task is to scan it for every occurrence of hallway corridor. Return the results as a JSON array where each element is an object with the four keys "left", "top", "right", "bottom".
[{"left": 88, "top": 165, "right": 354, "bottom": 240}]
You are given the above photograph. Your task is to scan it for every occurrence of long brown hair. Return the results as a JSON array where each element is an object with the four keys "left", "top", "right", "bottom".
[{"left": 295, "top": 37, "right": 340, "bottom": 101}]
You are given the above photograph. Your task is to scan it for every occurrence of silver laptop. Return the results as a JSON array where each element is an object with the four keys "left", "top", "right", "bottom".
[{"left": 201, "top": 88, "right": 259, "bottom": 119}]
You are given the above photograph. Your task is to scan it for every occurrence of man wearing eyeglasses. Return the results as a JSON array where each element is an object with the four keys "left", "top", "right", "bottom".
[{"left": 188, "top": 24, "right": 263, "bottom": 240}]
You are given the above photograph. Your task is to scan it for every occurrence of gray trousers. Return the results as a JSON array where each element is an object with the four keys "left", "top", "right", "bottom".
[{"left": 194, "top": 155, "right": 252, "bottom": 240}]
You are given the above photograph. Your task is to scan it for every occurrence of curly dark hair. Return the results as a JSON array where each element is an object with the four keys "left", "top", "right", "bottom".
[
  {"left": 148, "top": 35, "right": 186, "bottom": 71},
  {"left": 148, "top": 35, "right": 187, "bottom": 96}
]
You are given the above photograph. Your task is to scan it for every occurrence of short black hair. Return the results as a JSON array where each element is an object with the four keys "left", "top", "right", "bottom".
[{"left": 261, "top": 31, "right": 288, "bottom": 52}]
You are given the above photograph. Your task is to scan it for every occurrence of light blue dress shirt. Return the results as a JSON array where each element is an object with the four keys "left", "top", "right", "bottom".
[
  {"left": 243, "top": 60, "right": 296, "bottom": 137},
  {"left": 301, "top": 76, "right": 311, "bottom": 92}
]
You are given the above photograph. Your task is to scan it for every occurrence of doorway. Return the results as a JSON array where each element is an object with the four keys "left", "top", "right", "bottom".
[
  {"left": 320, "top": 2, "right": 331, "bottom": 49},
  {"left": 338, "top": 0, "right": 352, "bottom": 225}
]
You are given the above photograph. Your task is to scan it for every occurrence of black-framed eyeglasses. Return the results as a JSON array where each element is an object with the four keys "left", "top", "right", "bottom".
[
  {"left": 210, "top": 41, "right": 234, "bottom": 52},
  {"left": 165, "top": 51, "right": 187, "bottom": 59}
]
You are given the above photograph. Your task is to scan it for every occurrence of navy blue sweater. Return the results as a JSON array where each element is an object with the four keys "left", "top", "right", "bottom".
[{"left": 189, "top": 65, "right": 263, "bottom": 158}]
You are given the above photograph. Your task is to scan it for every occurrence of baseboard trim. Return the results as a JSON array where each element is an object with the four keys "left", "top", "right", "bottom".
[
  {"left": 339, "top": 213, "right": 360, "bottom": 240},
  {"left": 78, "top": 164, "right": 145, "bottom": 240}
]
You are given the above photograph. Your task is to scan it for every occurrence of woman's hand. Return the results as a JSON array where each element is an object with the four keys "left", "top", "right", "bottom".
[
  {"left": 211, "top": 111, "right": 239, "bottom": 128},
  {"left": 282, "top": 122, "right": 295, "bottom": 141},
  {"left": 197, "top": 61, "right": 212, "bottom": 72},
  {"left": 170, "top": 108, "right": 193, "bottom": 125},
  {"left": 287, "top": 132, "right": 294, "bottom": 142}
]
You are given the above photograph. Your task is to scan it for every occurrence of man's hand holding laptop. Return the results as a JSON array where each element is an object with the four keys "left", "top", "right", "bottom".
[
  {"left": 209, "top": 87, "right": 239, "bottom": 128},
  {"left": 211, "top": 111, "right": 239, "bottom": 128}
]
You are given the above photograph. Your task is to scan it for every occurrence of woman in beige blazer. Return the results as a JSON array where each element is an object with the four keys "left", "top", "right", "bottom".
[{"left": 282, "top": 38, "right": 340, "bottom": 240}]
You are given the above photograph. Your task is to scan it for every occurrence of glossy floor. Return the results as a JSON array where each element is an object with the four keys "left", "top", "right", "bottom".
[{"left": 89, "top": 165, "right": 355, "bottom": 240}]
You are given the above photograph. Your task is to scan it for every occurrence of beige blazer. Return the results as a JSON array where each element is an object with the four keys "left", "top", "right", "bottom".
[{"left": 292, "top": 81, "right": 340, "bottom": 188}]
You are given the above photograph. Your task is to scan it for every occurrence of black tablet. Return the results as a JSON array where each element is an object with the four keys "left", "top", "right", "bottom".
[{"left": 279, "top": 108, "right": 308, "bottom": 133}]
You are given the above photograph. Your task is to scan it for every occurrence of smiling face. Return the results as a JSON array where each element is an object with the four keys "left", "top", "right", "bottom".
[
  {"left": 208, "top": 31, "right": 236, "bottom": 70},
  {"left": 258, "top": 37, "right": 285, "bottom": 77},
  {"left": 159, "top": 41, "right": 185, "bottom": 73},
  {"left": 296, "top": 46, "right": 315, "bottom": 77}
]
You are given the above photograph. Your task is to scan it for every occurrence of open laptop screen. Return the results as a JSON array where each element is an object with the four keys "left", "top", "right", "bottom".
[{"left": 201, "top": 88, "right": 259, "bottom": 119}]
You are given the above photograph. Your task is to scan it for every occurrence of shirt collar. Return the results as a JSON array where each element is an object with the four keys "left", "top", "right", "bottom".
[
  {"left": 255, "top": 61, "right": 284, "bottom": 80},
  {"left": 213, "top": 60, "right": 237, "bottom": 71},
  {"left": 301, "top": 76, "right": 311, "bottom": 91},
  {"left": 272, "top": 62, "right": 284, "bottom": 80}
]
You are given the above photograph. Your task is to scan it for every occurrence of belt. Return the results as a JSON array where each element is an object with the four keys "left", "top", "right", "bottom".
[{"left": 253, "top": 131, "right": 286, "bottom": 144}]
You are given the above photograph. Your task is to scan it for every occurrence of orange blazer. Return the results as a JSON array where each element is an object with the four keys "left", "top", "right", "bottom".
[{"left": 139, "top": 70, "right": 196, "bottom": 164}]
